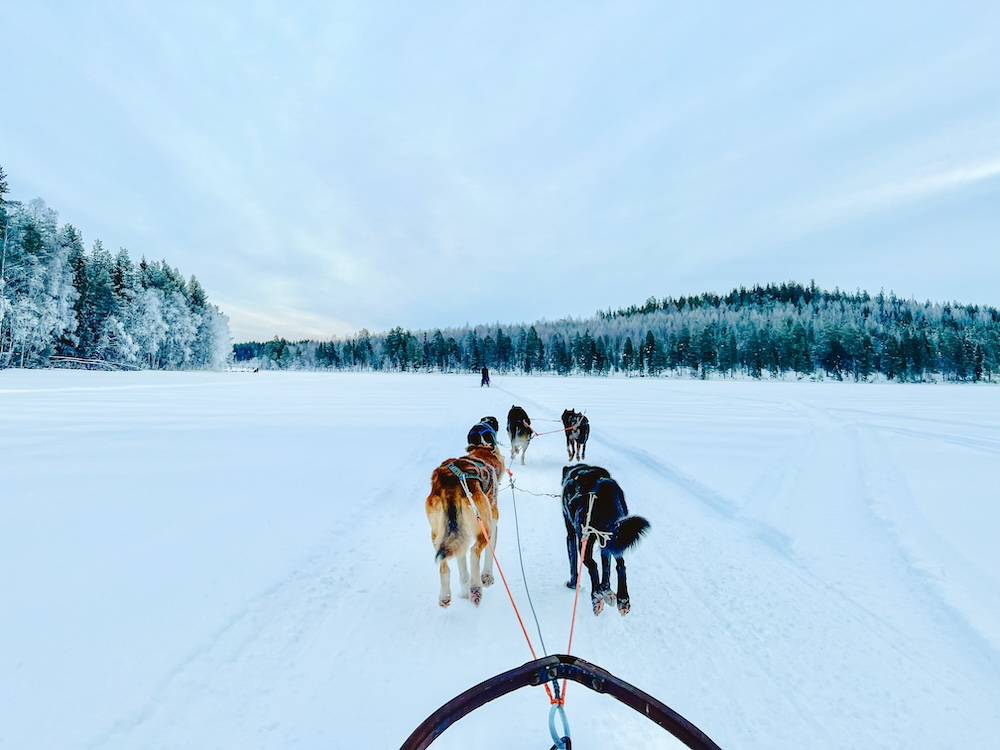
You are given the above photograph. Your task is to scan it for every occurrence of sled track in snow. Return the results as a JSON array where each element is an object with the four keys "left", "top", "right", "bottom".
[
  {"left": 92, "top": 543, "right": 352, "bottom": 747},
  {"left": 488, "top": 388, "right": 1000, "bottom": 748},
  {"left": 90, "top": 481, "right": 427, "bottom": 749}
]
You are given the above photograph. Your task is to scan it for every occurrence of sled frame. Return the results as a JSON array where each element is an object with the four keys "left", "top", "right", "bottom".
[{"left": 401, "top": 653, "right": 723, "bottom": 750}]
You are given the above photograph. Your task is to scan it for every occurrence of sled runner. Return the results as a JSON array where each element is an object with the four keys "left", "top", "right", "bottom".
[{"left": 401, "top": 653, "right": 723, "bottom": 750}]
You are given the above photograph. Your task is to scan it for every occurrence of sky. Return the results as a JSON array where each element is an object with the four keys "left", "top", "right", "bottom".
[{"left": 2, "top": 1, "right": 999, "bottom": 343}]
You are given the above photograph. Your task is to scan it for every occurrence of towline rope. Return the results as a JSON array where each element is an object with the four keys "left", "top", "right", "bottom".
[
  {"left": 451, "top": 459, "right": 603, "bottom": 750},
  {"left": 454, "top": 469, "right": 559, "bottom": 706},
  {"left": 507, "top": 472, "right": 550, "bottom": 658},
  {"left": 499, "top": 466, "right": 593, "bottom": 712},
  {"left": 560, "top": 492, "right": 604, "bottom": 705},
  {"left": 530, "top": 424, "right": 575, "bottom": 437}
]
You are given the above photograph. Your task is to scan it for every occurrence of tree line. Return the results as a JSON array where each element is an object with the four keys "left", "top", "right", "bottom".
[
  {"left": 235, "top": 281, "right": 1000, "bottom": 382},
  {"left": 0, "top": 165, "right": 231, "bottom": 369}
]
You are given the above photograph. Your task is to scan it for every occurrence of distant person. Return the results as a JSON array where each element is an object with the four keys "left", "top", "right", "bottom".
[{"left": 481, "top": 366, "right": 490, "bottom": 387}]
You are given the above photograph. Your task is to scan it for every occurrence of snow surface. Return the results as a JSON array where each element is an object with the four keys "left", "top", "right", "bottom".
[{"left": 1, "top": 370, "right": 998, "bottom": 749}]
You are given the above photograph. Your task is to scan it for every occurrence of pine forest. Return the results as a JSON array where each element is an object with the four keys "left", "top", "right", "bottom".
[
  {"left": 0, "top": 166, "right": 231, "bottom": 370},
  {"left": 235, "top": 281, "right": 1000, "bottom": 383}
]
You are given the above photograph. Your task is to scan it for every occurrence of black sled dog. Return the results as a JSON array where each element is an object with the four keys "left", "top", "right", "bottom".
[
  {"left": 506, "top": 405, "right": 533, "bottom": 465},
  {"left": 426, "top": 442, "right": 505, "bottom": 608},
  {"left": 467, "top": 416, "right": 499, "bottom": 448},
  {"left": 561, "top": 464, "right": 650, "bottom": 616},
  {"left": 561, "top": 409, "right": 590, "bottom": 461}
]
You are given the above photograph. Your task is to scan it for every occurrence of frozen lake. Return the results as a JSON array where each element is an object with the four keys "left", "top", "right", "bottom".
[{"left": 2, "top": 370, "right": 998, "bottom": 749}]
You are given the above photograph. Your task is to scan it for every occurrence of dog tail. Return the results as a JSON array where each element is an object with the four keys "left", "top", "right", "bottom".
[
  {"left": 609, "top": 515, "right": 650, "bottom": 554},
  {"left": 432, "top": 488, "right": 467, "bottom": 563},
  {"left": 435, "top": 497, "right": 460, "bottom": 562}
]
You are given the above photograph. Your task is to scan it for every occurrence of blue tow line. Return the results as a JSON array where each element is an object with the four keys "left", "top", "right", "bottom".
[{"left": 508, "top": 474, "right": 571, "bottom": 749}]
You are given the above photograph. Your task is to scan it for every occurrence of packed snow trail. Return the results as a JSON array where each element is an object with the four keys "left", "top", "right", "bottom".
[{"left": 1, "top": 371, "right": 998, "bottom": 749}]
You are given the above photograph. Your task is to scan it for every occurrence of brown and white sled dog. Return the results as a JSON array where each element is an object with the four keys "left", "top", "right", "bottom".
[{"left": 425, "top": 441, "right": 506, "bottom": 607}]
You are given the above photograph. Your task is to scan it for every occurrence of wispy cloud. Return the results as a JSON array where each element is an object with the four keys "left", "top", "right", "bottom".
[
  {"left": 219, "top": 302, "right": 357, "bottom": 343},
  {"left": 838, "top": 157, "right": 1000, "bottom": 217}
]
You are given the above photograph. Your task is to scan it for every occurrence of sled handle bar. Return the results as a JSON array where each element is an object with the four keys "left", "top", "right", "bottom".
[{"left": 400, "top": 653, "right": 723, "bottom": 750}]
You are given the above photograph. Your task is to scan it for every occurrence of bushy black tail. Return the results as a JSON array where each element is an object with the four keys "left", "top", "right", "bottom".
[
  {"left": 434, "top": 495, "right": 463, "bottom": 563},
  {"left": 609, "top": 516, "right": 650, "bottom": 554}
]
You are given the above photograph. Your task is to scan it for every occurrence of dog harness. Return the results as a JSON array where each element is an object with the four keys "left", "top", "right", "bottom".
[
  {"left": 447, "top": 457, "right": 497, "bottom": 497},
  {"left": 468, "top": 420, "right": 497, "bottom": 447},
  {"left": 565, "top": 477, "right": 614, "bottom": 550},
  {"left": 582, "top": 491, "right": 613, "bottom": 550}
]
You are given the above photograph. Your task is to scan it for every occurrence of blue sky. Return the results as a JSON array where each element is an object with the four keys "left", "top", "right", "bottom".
[{"left": 3, "top": 2, "right": 999, "bottom": 342}]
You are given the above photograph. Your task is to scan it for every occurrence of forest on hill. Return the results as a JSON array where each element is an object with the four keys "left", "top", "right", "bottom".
[
  {"left": 5, "top": 162, "right": 997, "bottom": 382},
  {"left": 0, "top": 165, "right": 231, "bottom": 370},
  {"left": 235, "top": 281, "right": 1000, "bottom": 382}
]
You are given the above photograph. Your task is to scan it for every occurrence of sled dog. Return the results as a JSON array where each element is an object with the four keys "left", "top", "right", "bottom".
[
  {"left": 426, "top": 443, "right": 505, "bottom": 607},
  {"left": 561, "top": 409, "right": 590, "bottom": 461},
  {"left": 506, "top": 405, "right": 533, "bottom": 464},
  {"left": 467, "top": 416, "right": 500, "bottom": 449},
  {"left": 561, "top": 464, "right": 650, "bottom": 615}
]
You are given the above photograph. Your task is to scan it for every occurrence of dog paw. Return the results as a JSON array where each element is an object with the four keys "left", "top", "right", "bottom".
[
  {"left": 592, "top": 598, "right": 604, "bottom": 616},
  {"left": 602, "top": 590, "right": 616, "bottom": 605},
  {"left": 470, "top": 585, "right": 482, "bottom": 607},
  {"left": 565, "top": 579, "right": 578, "bottom": 589},
  {"left": 439, "top": 596, "right": 451, "bottom": 608},
  {"left": 481, "top": 572, "right": 494, "bottom": 587},
  {"left": 617, "top": 597, "right": 630, "bottom": 616}
]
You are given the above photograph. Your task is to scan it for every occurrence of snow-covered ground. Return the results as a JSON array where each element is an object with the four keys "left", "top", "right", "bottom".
[{"left": 2, "top": 370, "right": 998, "bottom": 749}]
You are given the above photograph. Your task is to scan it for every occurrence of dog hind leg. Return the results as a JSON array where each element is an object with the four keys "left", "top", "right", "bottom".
[
  {"left": 438, "top": 559, "right": 452, "bottom": 607},
  {"left": 456, "top": 551, "right": 471, "bottom": 600},
  {"left": 564, "top": 516, "right": 580, "bottom": 589},
  {"left": 480, "top": 517, "right": 496, "bottom": 587},
  {"left": 584, "top": 539, "right": 604, "bottom": 615},
  {"left": 599, "top": 549, "right": 616, "bottom": 607},
  {"left": 615, "top": 556, "right": 631, "bottom": 615},
  {"left": 469, "top": 556, "right": 482, "bottom": 606},
  {"left": 469, "top": 532, "right": 486, "bottom": 606}
]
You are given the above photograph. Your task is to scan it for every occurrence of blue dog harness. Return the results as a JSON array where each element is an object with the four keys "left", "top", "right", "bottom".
[{"left": 467, "top": 420, "right": 498, "bottom": 447}]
